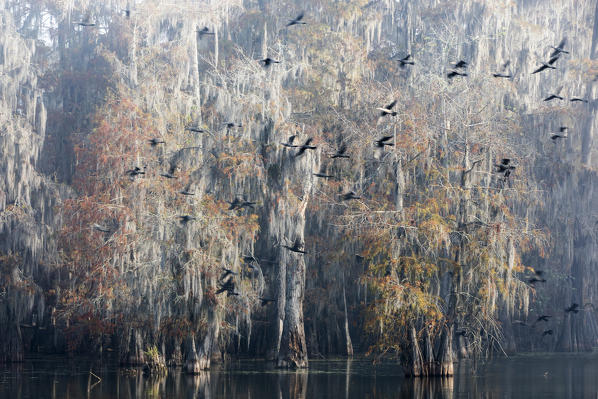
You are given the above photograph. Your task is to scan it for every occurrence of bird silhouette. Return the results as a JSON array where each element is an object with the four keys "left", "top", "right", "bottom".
[
  {"left": 180, "top": 189, "right": 195, "bottom": 196},
  {"left": 160, "top": 172, "right": 177, "bottom": 179},
  {"left": 544, "top": 86, "right": 564, "bottom": 101},
  {"left": 228, "top": 197, "right": 255, "bottom": 210},
  {"left": 495, "top": 159, "right": 516, "bottom": 173},
  {"left": 447, "top": 70, "right": 468, "bottom": 79},
  {"left": 122, "top": 9, "right": 130, "bottom": 18},
  {"left": 126, "top": 167, "right": 145, "bottom": 177},
  {"left": 282, "top": 238, "right": 307, "bottom": 254},
  {"left": 331, "top": 143, "right": 350, "bottom": 159},
  {"left": 550, "top": 37, "right": 569, "bottom": 58},
  {"left": 260, "top": 58, "right": 280, "bottom": 67},
  {"left": 493, "top": 60, "right": 512, "bottom": 78},
  {"left": 75, "top": 15, "right": 95, "bottom": 27},
  {"left": 341, "top": 191, "right": 361, "bottom": 201},
  {"left": 220, "top": 268, "right": 238, "bottom": 280},
  {"left": 295, "top": 138, "right": 317, "bottom": 157},
  {"left": 534, "top": 269, "right": 545, "bottom": 277},
  {"left": 536, "top": 315, "right": 552, "bottom": 323},
  {"left": 178, "top": 215, "right": 196, "bottom": 224},
  {"left": 550, "top": 134, "right": 568, "bottom": 141},
  {"left": 453, "top": 60, "right": 468, "bottom": 69},
  {"left": 286, "top": 12, "right": 307, "bottom": 27},
  {"left": 224, "top": 122, "right": 242, "bottom": 129},
  {"left": 282, "top": 135, "right": 297, "bottom": 148},
  {"left": 92, "top": 223, "right": 111, "bottom": 233},
  {"left": 149, "top": 138, "right": 165, "bottom": 146},
  {"left": 375, "top": 135, "right": 394, "bottom": 148},
  {"left": 528, "top": 277, "right": 547, "bottom": 284},
  {"left": 216, "top": 279, "right": 236, "bottom": 295},
  {"left": 186, "top": 126, "right": 207, "bottom": 133},
  {"left": 396, "top": 54, "right": 414, "bottom": 68},
  {"left": 260, "top": 297, "right": 276, "bottom": 306},
  {"left": 542, "top": 329, "right": 553, "bottom": 336},
  {"left": 570, "top": 97, "right": 588, "bottom": 103},
  {"left": 377, "top": 100, "right": 398, "bottom": 117},
  {"left": 532, "top": 55, "right": 560, "bottom": 74},
  {"left": 565, "top": 303, "right": 579, "bottom": 313},
  {"left": 197, "top": 27, "right": 214, "bottom": 38}
]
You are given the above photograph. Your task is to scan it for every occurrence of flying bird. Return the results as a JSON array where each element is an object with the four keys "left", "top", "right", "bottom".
[
  {"left": 260, "top": 58, "right": 280, "bottom": 67},
  {"left": 149, "top": 138, "right": 165, "bottom": 146},
  {"left": 453, "top": 60, "right": 468, "bottom": 69},
  {"left": 570, "top": 97, "right": 588, "bottom": 103},
  {"left": 224, "top": 122, "right": 242, "bottom": 129},
  {"left": 216, "top": 279, "right": 236, "bottom": 295},
  {"left": 536, "top": 315, "right": 552, "bottom": 323},
  {"left": 186, "top": 126, "right": 207, "bottom": 133},
  {"left": 286, "top": 12, "right": 307, "bottom": 27},
  {"left": 447, "top": 70, "right": 468, "bottom": 79},
  {"left": 340, "top": 191, "right": 361, "bottom": 201},
  {"left": 178, "top": 215, "right": 196, "bottom": 224},
  {"left": 542, "top": 329, "right": 553, "bottom": 336},
  {"left": 550, "top": 134, "right": 568, "bottom": 141},
  {"left": 495, "top": 159, "right": 515, "bottom": 173},
  {"left": 220, "top": 268, "right": 238, "bottom": 280},
  {"left": 493, "top": 60, "right": 512, "bottom": 78},
  {"left": 331, "top": 143, "right": 350, "bottom": 159},
  {"left": 197, "top": 27, "right": 214, "bottom": 38},
  {"left": 282, "top": 135, "right": 297, "bottom": 148},
  {"left": 375, "top": 135, "right": 394, "bottom": 148},
  {"left": 282, "top": 238, "right": 307, "bottom": 254},
  {"left": 528, "top": 277, "right": 547, "bottom": 284},
  {"left": 126, "top": 167, "right": 145, "bottom": 177},
  {"left": 377, "top": 100, "right": 398, "bottom": 117},
  {"left": 228, "top": 197, "right": 255, "bottom": 210},
  {"left": 565, "top": 303, "right": 579, "bottom": 313},
  {"left": 180, "top": 190, "right": 195, "bottom": 196},
  {"left": 160, "top": 172, "right": 177, "bottom": 179},
  {"left": 550, "top": 37, "right": 569, "bottom": 58},
  {"left": 531, "top": 55, "right": 560, "bottom": 74},
  {"left": 544, "top": 86, "right": 564, "bottom": 102},
  {"left": 396, "top": 54, "right": 414, "bottom": 68},
  {"left": 75, "top": 15, "right": 95, "bottom": 27},
  {"left": 295, "top": 138, "right": 317, "bottom": 157}
]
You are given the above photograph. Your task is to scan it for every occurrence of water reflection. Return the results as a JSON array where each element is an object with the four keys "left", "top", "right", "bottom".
[{"left": 2, "top": 354, "right": 598, "bottom": 398}]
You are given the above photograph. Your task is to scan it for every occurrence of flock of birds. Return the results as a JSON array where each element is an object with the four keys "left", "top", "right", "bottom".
[{"left": 84, "top": 10, "right": 590, "bottom": 330}]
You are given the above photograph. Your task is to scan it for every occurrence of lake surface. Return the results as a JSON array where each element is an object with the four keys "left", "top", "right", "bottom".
[{"left": 2, "top": 353, "right": 598, "bottom": 398}]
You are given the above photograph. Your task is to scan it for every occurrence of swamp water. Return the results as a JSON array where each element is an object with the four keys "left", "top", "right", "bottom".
[{"left": 1, "top": 354, "right": 598, "bottom": 398}]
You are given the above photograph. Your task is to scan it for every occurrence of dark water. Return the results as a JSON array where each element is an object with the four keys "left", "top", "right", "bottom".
[{"left": 2, "top": 353, "right": 598, "bottom": 398}]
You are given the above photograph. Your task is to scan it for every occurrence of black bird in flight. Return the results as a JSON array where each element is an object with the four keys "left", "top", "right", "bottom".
[
  {"left": 92, "top": 223, "right": 111, "bottom": 233},
  {"left": 178, "top": 215, "right": 196, "bottom": 224},
  {"left": 282, "top": 238, "right": 307, "bottom": 254},
  {"left": 180, "top": 189, "right": 195, "bottom": 196},
  {"left": 377, "top": 100, "right": 398, "bottom": 117},
  {"left": 570, "top": 97, "right": 588, "bottom": 103},
  {"left": 375, "top": 135, "right": 394, "bottom": 148},
  {"left": 550, "top": 37, "right": 569, "bottom": 58},
  {"left": 528, "top": 277, "right": 547, "bottom": 284},
  {"left": 295, "top": 138, "right": 317, "bottom": 157},
  {"left": 220, "top": 267, "right": 238, "bottom": 280},
  {"left": 493, "top": 60, "right": 512, "bottom": 78},
  {"left": 228, "top": 197, "right": 255, "bottom": 210},
  {"left": 260, "top": 58, "right": 280, "bottom": 67},
  {"left": 550, "top": 134, "right": 568, "bottom": 141},
  {"left": 186, "top": 126, "right": 207, "bottom": 133},
  {"left": 447, "top": 70, "right": 468, "bottom": 79},
  {"left": 453, "top": 60, "right": 468, "bottom": 69},
  {"left": 536, "top": 315, "right": 552, "bottom": 323},
  {"left": 532, "top": 55, "right": 560, "bottom": 74},
  {"left": 160, "top": 172, "right": 177, "bottom": 179},
  {"left": 534, "top": 269, "right": 545, "bottom": 277},
  {"left": 341, "top": 191, "right": 361, "bottom": 201},
  {"left": 286, "top": 12, "right": 307, "bottom": 27},
  {"left": 260, "top": 297, "right": 276, "bottom": 306},
  {"left": 313, "top": 165, "right": 335, "bottom": 179},
  {"left": 542, "top": 329, "right": 553, "bottom": 336},
  {"left": 282, "top": 135, "right": 297, "bottom": 148},
  {"left": 197, "top": 27, "right": 214, "bottom": 38},
  {"left": 224, "top": 122, "right": 242, "bottom": 129},
  {"left": 149, "top": 138, "right": 165, "bottom": 146},
  {"left": 565, "top": 303, "right": 579, "bottom": 313},
  {"left": 126, "top": 166, "right": 145, "bottom": 177},
  {"left": 396, "top": 54, "right": 415, "bottom": 68},
  {"left": 331, "top": 143, "right": 350, "bottom": 159},
  {"left": 75, "top": 15, "right": 95, "bottom": 27},
  {"left": 216, "top": 279, "right": 236, "bottom": 295},
  {"left": 544, "top": 86, "right": 564, "bottom": 102},
  {"left": 495, "top": 158, "right": 515, "bottom": 173}
]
